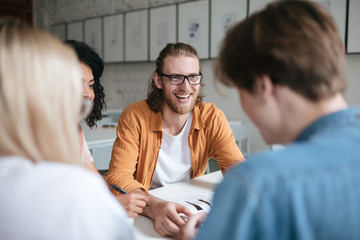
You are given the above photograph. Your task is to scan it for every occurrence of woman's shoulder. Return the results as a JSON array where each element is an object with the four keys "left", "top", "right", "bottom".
[
  {"left": 0, "top": 156, "right": 118, "bottom": 208},
  {"left": 0, "top": 156, "right": 133, "bottom": 239}
]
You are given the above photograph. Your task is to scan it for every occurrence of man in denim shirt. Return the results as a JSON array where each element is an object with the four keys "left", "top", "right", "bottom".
[{"left": 176, "top": 1, "right": 360, "bottom": 240}]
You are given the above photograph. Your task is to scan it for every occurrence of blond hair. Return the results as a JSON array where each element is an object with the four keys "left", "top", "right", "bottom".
[{"left": 0, "top": 19, "right": 83, "bottom": 165}]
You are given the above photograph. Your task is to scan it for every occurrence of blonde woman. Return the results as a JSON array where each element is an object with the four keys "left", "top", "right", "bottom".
[{"left": 0, "top": 19, "right": 133, "bottom": 239}]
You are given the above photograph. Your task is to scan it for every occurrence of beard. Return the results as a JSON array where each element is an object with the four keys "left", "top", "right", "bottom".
[{"left": 163, "top": 89, "right": 199, "bottom": 114}]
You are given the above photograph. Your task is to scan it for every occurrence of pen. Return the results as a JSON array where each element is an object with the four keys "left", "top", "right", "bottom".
[
  {"left": 111, "top": 184, "right": 150, "bottom": 207},
  {"left": 102, "top": 124, "right": 116, "bottom": 128},
  {"left": 110, "top": 184, "right": 128, "bottom": 194}
]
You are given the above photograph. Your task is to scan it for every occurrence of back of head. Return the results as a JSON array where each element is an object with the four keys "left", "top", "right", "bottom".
[
  {"left": 0, "top": 19, "right": 83, "bottom": 164},
  {"left": 64, "top": 40, "right": 104, "bottom": 80},
  {"left": 64, "top": 40, "right": 106, "bottom": 128},
  {"left": 147, "top": 42, "right": 203, "bottom": 112},
  {"left": 215, "top": 0, "right": 346, "bottom": 101}
]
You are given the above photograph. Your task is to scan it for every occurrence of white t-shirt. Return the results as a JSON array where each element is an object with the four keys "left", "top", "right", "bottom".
[
  {"left": 0, "top": 156, "right": 133, "bottom": 240},
  {"left": 151, "top": 113, "right": 193, "bottom": 189},
  {"left": 79, "top": 126, "right": 94, "bottom": 164}
]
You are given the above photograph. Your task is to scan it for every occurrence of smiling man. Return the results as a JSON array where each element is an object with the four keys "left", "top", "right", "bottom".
[{"left": 104, "top": 43, "right": 244, "bottom": 236}]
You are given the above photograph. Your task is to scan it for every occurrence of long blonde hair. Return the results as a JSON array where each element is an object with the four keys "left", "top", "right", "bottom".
[{"left": 0, "top": 19, "right": 83, "bottom": 165}]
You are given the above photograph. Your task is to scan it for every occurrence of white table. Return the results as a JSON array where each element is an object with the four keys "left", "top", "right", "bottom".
[{"left": 132, "top": 171, "right": 223, "bottom": 240}]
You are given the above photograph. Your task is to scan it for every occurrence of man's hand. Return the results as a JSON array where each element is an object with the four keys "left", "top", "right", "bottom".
[
  {"left": 175, "top": 212, "right": 207, "bottom": 240},
  {"left": 143, "top": 196, "right": 193, "bottom": 237},
  {"left": 116, "top": 189, "right": 148, "bottom": 218}
]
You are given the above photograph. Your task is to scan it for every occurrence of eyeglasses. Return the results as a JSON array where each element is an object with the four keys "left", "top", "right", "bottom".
[{"left": 158, "top": 72, "right": 203, "bottom": 85}]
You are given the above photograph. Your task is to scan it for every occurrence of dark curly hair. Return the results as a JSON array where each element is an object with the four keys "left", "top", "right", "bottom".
[{"left": 64, "top": 40, "right": 106, "bottom": 128}]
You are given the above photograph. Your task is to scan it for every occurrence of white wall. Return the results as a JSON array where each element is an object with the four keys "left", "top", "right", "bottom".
[
  {"left": 345, "top": 55, "right": 360, "bottom": 106},
  {"left": 34, "top": 0, "right": 360, "bottom": 153}
]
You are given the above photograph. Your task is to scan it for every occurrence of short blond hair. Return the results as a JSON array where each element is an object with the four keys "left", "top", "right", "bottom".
[{"left": 0, "top": 19, "right": 83, "bottom": 165}]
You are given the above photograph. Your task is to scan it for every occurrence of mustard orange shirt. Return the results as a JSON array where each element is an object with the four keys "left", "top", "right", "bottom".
[{"left": 104, "top": 99, "right": 244, "bottom": 193}]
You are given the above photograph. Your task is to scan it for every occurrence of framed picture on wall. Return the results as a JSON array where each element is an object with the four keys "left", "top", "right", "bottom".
[
  {"left": 84, "top": 17, "right": 103, "bottom": 58},
  {"left": 104, "top": 14, "right": 124, "bottom": 62},
  {"left": 149, "top": 5, "right": 177, "bottom": 61},
  {"left": 312, "top": 0, "right": 347, "bottom": 47},
  {"left": 178, "top": 0, "right": 209, "bottom": 59},
  {"left": 248, "top": 0, "right": 347, "bottom": 47},
  {"left": 51, "top": 23, "right": 66, "bottom": 41},
  {"left": 67, "top": 21, "right": 83, "bottom": 42},
  {"left": 210, "top": 0, "right": 247, "bottom": 58},
  {"left": 347, "top": 0, "right": 360, "bottom": 53},
  {"left": 125, "top": 9, "right": 148, "bottom": 62},
  {"left": 248, "top": 0, "right": 273, "bottom": 15}
]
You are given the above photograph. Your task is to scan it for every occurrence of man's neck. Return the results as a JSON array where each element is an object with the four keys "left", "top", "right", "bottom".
[
  {"left": 161, "top": 105, "right": 192, "bottom": 136},
  {"left": 279, "top": 92, "right": 348, "bottom": 144}
]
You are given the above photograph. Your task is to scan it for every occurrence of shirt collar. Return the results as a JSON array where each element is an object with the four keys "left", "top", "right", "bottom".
[
  {"left": 191, "top": 104, "right": 205, "bottom": 132},
  {"left": 149, "top": 110, "right": 162, "bottom": 132},
  {"left": 296, "top": 107, "right": 360, "bottom": 142}
]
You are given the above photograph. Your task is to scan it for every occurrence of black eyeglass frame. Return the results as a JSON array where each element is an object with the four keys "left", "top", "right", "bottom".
[{"left": 158, "top": 72, "right": 203, "bottom": 85}]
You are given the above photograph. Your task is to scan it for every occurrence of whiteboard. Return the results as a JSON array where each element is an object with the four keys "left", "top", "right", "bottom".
[
  {"left": 104, "top": 14, "right": 124, "bottom": 62},
  {"left": 347, "top": 0, "right": 360, "bottom": 53},
  {"left": 84, "top": 17, "right": 103, "bottom": 58},
  {"left": 67, "top": 21, "right": 83, "bottom": 42},
  {"left": 178, "top": 0, "right": 209, "bottom": 59},
  {"left": 125, "top": 9, "right": 148, "bottom": 62},
  {"left": 210, "top": 0, "right": 247, "bottom": 58},
  {"left": 149, "top": 5, "right": 177, "bottom": 61}
]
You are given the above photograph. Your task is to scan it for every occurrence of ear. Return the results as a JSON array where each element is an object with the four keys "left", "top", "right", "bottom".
[
  {"left": 255, "top": 75, "right": 275, "bottom": 101},
  {"left": 153, "top": 72, "right": 162, "bottom": 89}
]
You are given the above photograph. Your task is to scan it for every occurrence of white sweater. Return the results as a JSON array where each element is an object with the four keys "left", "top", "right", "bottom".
[{"left": 0, "top": 156, "right": 133, "bottom": 240}]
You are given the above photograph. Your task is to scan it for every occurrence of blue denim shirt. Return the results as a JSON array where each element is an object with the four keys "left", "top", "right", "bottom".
[{"left": 196, "top": 108, "right": 360, "bottom": 240}]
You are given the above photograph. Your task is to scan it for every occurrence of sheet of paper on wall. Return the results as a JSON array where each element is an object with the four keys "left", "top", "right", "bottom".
[{"left": 162, "top": 192, "right": 214, "bottom": 214}]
